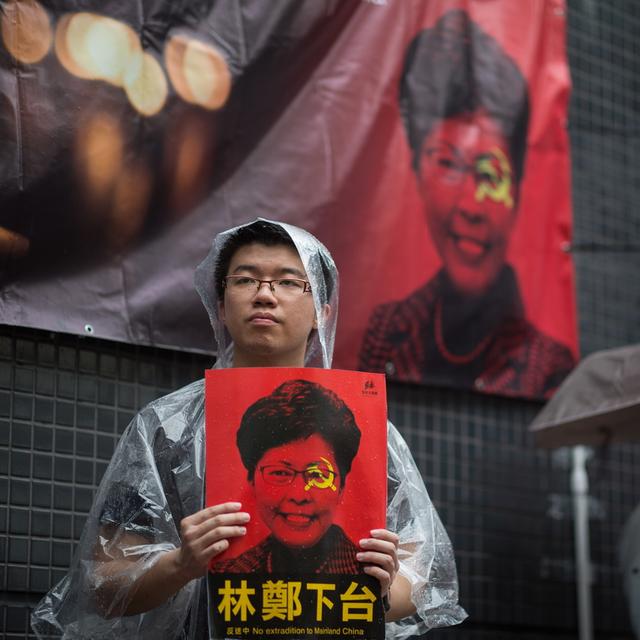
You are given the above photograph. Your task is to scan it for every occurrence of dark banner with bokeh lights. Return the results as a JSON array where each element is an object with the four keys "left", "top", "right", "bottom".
[{"left": 0, "top": 0, "right": 577, "bottom": 400}]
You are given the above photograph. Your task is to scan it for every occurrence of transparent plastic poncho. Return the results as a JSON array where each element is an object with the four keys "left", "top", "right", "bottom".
[{"left": 32, "top": 219, "right": 466, "bottom": 639}]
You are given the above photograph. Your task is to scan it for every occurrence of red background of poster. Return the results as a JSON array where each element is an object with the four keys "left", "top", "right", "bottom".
[{"left": 205, "top": 368, "right": 388, "bottom": 560}]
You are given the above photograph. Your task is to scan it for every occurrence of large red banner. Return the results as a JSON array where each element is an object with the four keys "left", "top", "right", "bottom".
[{"left": 0, "top": 0, "right": 577, "bottom": 399}]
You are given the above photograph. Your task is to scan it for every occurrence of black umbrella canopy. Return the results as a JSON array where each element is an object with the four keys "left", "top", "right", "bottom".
[{"left": 530, "top": 344, "right": 640, "bottom": 449}]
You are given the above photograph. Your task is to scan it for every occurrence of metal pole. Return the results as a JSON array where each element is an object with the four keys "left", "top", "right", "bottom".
[{"left": 571, "top": 446, "right": 594, "bottom": 640}]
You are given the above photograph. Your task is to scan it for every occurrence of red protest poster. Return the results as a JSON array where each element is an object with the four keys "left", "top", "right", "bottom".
[{"left": 205, "top": 368, "right": 388, "bottom": 640}]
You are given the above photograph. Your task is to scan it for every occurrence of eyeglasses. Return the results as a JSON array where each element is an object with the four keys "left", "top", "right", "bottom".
[
  {"left": 223, "top": 276, "right": 312, "bottom": 297},
  {"left": 259, "top": 463, "right": 337, "bottom": 491},
  {"left": 422, "top": 145, "right": 514, "bottom": 210}
]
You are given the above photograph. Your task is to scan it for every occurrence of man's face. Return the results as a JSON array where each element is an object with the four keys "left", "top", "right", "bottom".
[
  {"left": 252, "top": 434, "right": 343, "bottom": 548},
  {"left": 219, "top": 242, "right": 317, "bottom": 367},
  {"left": 418, "top": 109, "right": 518, "bottom": 297}
]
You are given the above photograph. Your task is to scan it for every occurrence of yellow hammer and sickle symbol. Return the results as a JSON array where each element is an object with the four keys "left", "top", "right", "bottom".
[
  {"left": 474, "top": 147, "right": 514, "bottom": 210},
  {"left": 304, "top": 457, "right": 337, "bottom": 492}
]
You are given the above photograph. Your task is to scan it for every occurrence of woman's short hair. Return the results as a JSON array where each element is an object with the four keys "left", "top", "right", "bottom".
[
  {"left": 236, "top": 379, "right": 361, "bottom": 483},
  {"left": 400, "top": 9, "right": 530, "bottom": 184}
]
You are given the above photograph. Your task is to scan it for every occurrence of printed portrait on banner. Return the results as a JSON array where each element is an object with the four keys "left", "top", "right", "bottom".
[{"left": 356, "top": 8, "right": 577, "bottom": 399}]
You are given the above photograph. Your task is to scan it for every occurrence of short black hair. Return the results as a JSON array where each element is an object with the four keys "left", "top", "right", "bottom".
[
  {"left": 236, "top": 379, "right": 361, "bottom": 483},
  {"left": 214, "top": 221, "right": 295, "bottom": 299},
  {"left": 400, "top": 9, "right": 529, "bottom": 184},
  {"left": 214, "top": 220, "right": 334, "bottom": 304}
]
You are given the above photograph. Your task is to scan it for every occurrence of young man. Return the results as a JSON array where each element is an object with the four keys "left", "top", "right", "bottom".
[{"left": 32, "top": 219, "right": 465, "bottom": 638}]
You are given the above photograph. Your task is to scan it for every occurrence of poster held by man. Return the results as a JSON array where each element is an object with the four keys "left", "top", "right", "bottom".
[{"left": 205, "top": 367, "right": 388, "bottom": 639}]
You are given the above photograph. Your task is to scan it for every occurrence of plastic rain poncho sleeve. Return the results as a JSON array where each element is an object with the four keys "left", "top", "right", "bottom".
[
  {"left": 31, "top": 379, "right": 209, "bottom": 640},
  {"left": 31, "top": 219, "right": 465, "bottom": 639},
  {"left": 386, "top": 421, "right": 466, "bottom": 637}
]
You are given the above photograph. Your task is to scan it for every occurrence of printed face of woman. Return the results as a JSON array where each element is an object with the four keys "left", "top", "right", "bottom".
[
  {"left": 418, "top": 109, "right": 518, "bottom": 297},
  {"left": 252, "top": 434, "right": 343, "bottom": 549}
]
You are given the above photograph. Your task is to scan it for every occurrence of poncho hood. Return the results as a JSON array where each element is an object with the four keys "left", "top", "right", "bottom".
[{"left": 194, "top": 218, "right": 339, "bottom": 369}]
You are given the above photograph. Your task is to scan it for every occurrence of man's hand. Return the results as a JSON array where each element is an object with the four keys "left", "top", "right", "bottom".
[
  {"left": 175, "top": 501, "right": 250, "bottom": 581},
  {"left": 94, "top": 501, "right": 249, "bottom": 617},
  {"left": 357, "top": 529, "right": 399, "bottom": 597},
  {"left": 357, "top": 529, "right": 415, "bottom": 621}
]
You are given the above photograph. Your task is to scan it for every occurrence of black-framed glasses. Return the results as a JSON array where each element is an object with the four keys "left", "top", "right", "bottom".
[
  {"left": 422, "top": 145, "right": 515, "bottom": 210},
  {"left": 423, "top": 145, "right": 513, "bottom": 183},
  {"left": 223, "top": 276, "right": 311, "bottom": 296},
  {"left": 259, "top": 463, "right": 337, "bottom": 490}
]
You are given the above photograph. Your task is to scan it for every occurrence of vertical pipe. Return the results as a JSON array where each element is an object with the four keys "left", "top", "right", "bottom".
[{"left": 572, "top": 445, "right": 594, "bottom": 640}]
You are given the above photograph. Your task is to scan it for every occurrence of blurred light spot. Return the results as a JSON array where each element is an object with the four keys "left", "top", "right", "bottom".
[
  {"left": 55, "top": 13, "right": 93, "bottom": 79},
  {"left": 165, "top": 115, "right": 213, "bottom": 214},
  {"left": 61, "top": 13, "right": 103, "bottom": 79},
  {"left": 175, "top": 124, "right": 205, "bottom": 197},
  {"left": 165, "top": 34, "right": 231, "bottom": 110},
  {"left": 108, "top": 161, "right": 152, "bottom": 250},
  {"left": 75, "top": 113, "right": 123, "bottom": 203},
  {"left": 164, "top": 35, "right": 190, "bottom": 103},
  {"left": 85, "top": 16, "right": 140, "bottom": 85},
  {"left": 0, "top": 227, "right": 29, "bottom": 257},
  {"left": 56, "top": 12, "right": 140, "bottom": 86},
  {"left": 124, "top": 51, "right": 167, "bottom": 116},
  {"left": 1, "top": 0, "right": 52, "bottom": 64},
  {"left": 183, "top": 40, "right": 231, "bottom": 109}
]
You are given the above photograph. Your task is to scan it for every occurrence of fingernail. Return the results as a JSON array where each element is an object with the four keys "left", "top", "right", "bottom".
[
  {"left": 239, "top": 527, "right": 246, "bottom": 534},
  {"left": 356, "top": 553, "right": 365, "bottom": 560}
]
